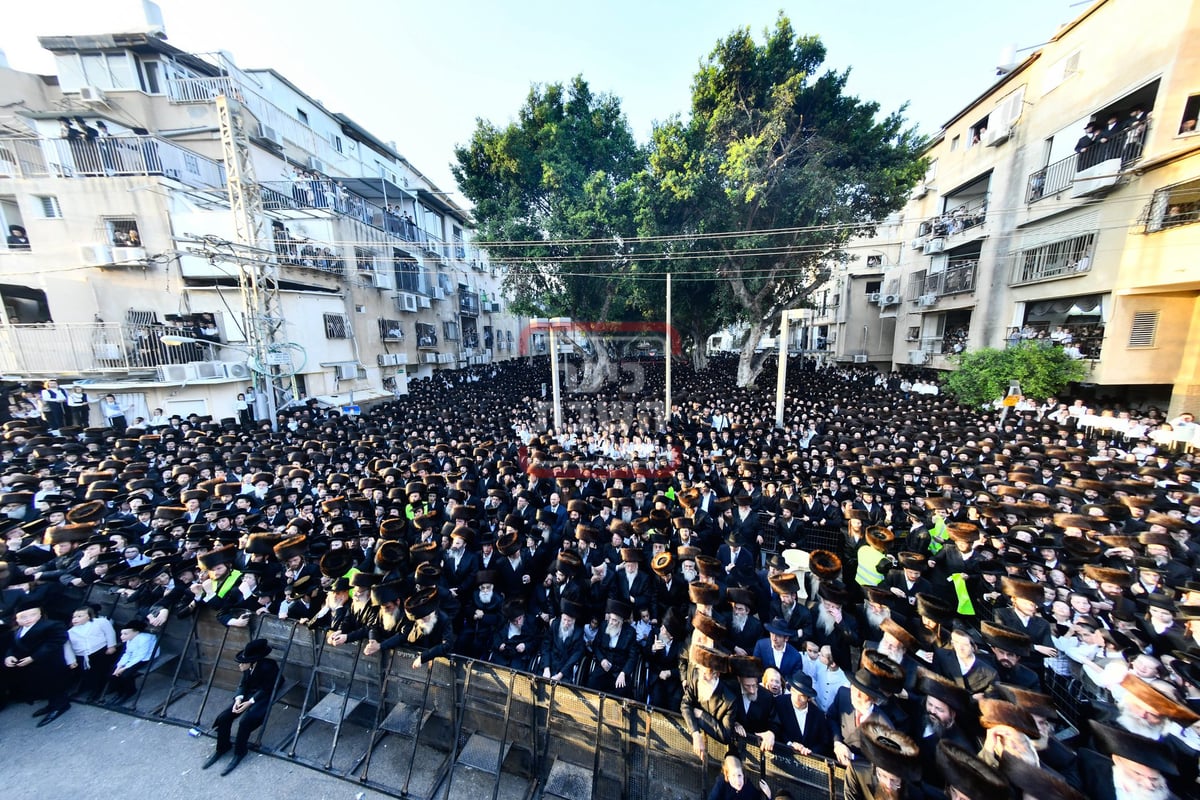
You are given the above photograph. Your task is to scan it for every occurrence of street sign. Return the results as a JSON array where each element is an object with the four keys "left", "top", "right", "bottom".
[{"left": 265, "top": 352, "right": 292, "bottom": 365}]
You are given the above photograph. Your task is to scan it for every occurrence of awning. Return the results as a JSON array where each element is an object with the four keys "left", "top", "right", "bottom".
[
  {"left": 311, "top": 388, "right": 393, "bottom": 408},
  {"left": 339, "top": 176, "right": 415, "bottom": 203},
  {"left": 417, "top": 189, "right": 470, "bottom": 223},
  {"left": 1026, "top": 294, "right": 1103, "bottom": 320}
]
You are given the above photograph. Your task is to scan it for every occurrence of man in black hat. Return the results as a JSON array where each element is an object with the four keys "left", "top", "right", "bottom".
[
  {"left": 490, "top": 599, "right": 539, "bottom": 671},
  {"left": 773, "top": 671, "right": 831, "bottom": 757},
  {"left": 645, "top": 606, "right": 685, "bottom": 710},
  {"left": 1080, "top": 720, "right": 1180, "bottom": 800},
  {"left": 587, "top": 598, "right": 637, "bottom": 697},
  {"left": 540, "top": 598, "right": 585, "bottom": 682},
  {"left": 1, "top": 596, "right": 71, "bottom": 725},
  {"left": 201, "top": 637, "right": 278, "bottom": 776},
  {"left": 830, "top": 661, "right": 897, "bottom": 767},
  {"left": 754, "top": 618, "right": 803, "bottom": 681}
]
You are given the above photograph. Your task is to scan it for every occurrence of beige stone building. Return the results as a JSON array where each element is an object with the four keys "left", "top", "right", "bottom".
[
  {"left": 0, "top": 17, "right": 522, "bottom": 424},
  {"left": 823, "top": 0, "right": 1200, "bottom": 411}
]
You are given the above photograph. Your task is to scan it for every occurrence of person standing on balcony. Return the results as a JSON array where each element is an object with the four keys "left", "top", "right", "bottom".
[
  {"left": 100, "top": 393, "right": 128, "bottom": 433},
  {"left": 39, "top": 379, "right": 67, "bottom": 431},
  {"left": 1075, "top": 122, "right": 1099, "bottom": 170},
  {"left": 65, "top": 385, "right": 91, "bottom": 427}
]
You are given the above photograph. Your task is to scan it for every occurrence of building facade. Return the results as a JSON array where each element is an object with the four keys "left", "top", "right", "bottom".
[
  {"left": 821, "top": 0, "right": 1200, "bottom": 412},
  {"left": 0, "top": 17, "right": 523, "bottom": 424}
]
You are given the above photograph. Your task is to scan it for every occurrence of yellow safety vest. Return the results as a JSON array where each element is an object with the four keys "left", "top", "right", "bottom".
[
  {"left": 928, "top": 516, "right": 949, "bottom": 555},
  {"left": 216, "top": 569, "right": 242, "bottom": 598},
  {"left": 855, "top": 546, "right": 887, "bottom": 586},
  {"left": 950, "top": 573, "right": 976, "bottom": 616}
]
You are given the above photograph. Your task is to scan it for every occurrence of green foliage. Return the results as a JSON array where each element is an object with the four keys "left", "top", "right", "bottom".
[
  {"left": 642, "top": 13, "right": 927, "bottom": 384},
  {"left": 452, "top": 77, "right": 645, "bottom": 322},
  {"left": 942, "top": 342, "right": 1089, "bottom": 408}
]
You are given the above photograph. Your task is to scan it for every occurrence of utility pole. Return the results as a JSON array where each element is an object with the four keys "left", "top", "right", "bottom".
[
  {"left": 216, "top": 94, "right": 291, "bottom": 429},
  {"left": 665, "top": 272, "right": 672, "bottom": 431}
]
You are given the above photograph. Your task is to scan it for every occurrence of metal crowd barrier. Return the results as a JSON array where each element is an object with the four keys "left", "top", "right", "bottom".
[{"left": 77, "top": 588, "right": 846, "bottom": 799}]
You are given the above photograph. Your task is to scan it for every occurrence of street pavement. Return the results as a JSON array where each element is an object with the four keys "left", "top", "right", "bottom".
[{"left": 0, "top": 701, "right": 395, "bottom": 800}]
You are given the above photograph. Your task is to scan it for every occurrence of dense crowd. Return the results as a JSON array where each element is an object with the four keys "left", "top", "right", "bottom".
[{"left": 1, "top": 354, "right": 1199, "bottom": 798}]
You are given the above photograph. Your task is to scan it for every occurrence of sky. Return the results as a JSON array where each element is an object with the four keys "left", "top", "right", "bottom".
[{"left": 1, "top": 0, "right": 1088, "bottom": 205}]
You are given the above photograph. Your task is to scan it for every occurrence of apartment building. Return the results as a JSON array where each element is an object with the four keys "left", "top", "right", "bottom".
[
  {"left": 823, "top": 0, "right": 1200, "bottom": 412},
  {"left": 0, "top": 14, "right": 522, "bottom": 423}
]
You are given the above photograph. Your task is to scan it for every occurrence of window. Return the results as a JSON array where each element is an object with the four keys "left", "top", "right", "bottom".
[
  {"left": 1042, "top": 49, "right": 1080, "bottom": 95},
  {"left": 140, "top": 59, "right": 162, "bottom": 94},
  {"left": 415, "top": 323, "right": 437, "bottom": 348},
  {"left": 378, "top": 318, "right": 404, "bottom": 341},
  {"left": 1128, "top": 311, "right": 1159, "bottom": 348},
  {"left": 297, "top": 109, "right": 309, "bottom": 126},
  {"left": 105, "top": 218, "right": 141, "bottom": 246},
  {"left": 36, "top": 196, "right": 62, "bottom": 219},
  {"left": 1011, "top": 232, "right": 1096, "bottom": 284},
  {"left": 443, "top": 321, "right": 460, "bottom": 341},
  {"left": 0, "top": 196, "right": 26, "bottom": 250},
  {"left": 393, "top": 251, "right": 420, "bottom": 293},
  {"left": 334, "top": 135, "right": 344, "bottom": 153},
  {"left": 866, "top": 256, "right": 883, "bottom": 268},
  {"left": 453, "top": 226, "right": 466, "bottom": 259},
  {"left": 950, "top": 136, "right": 960, "bottom": 152},
  {"left": 1180, "top": 95, "right": 1200, "bottom": 136},
  {"left": 865, "top": 280, "right": 882, "bottom": 294},
  {"left": 1145, "top": 178, "right": 1200, "bottom": 232},
  {"left": 323, "top": 313, "right": 350, "bottom": 339},
  {"left": 968, "top": 116, "right": 990, "bottom": 148}
]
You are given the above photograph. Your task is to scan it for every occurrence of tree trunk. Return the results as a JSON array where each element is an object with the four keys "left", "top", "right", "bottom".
[
  {"left": 735, "top": 320, "right": 770, "bottom": 388},
  {"left": 566, "top": 342, "right": 612, "bottom": 395},
  {"left": 689, "top": 329, "right": 709, "bottom": 372}
]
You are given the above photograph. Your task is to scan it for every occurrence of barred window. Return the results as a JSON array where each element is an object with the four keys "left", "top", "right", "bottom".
[
  {"left": 323, "top": 313, "right": 350, "bottom": 339},
  {"left": 378, "top": 318, "right": 403, "bottom": 341}
]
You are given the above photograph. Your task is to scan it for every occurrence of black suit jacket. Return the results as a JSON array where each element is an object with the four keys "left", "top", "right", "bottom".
[
  {"left": 234, "top": 657, "right": 280, "bottom": 705},
  {"left": 772, "top": 694, "right": 831, "bottom": 756},
  {"left": 5, "top": 617, "right": 68, "bottom": 668},
  {"left": 540, "top": 621, "right": 584, "bottom": 677}
]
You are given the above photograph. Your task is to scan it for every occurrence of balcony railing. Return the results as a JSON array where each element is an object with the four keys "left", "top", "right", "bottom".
[
  {"left": 925, "top": 196, "right": 987, "bottom": 239},
  {"left": 1010, "top": 233, "right": 1095, "bottom": 285},
  {"left": 923, "top": 259, "right": 978, "bottom": 297},
  {"left": 0, "top": 136, "right": 225, "bottom": 190},
  {"left": 1026, "top": 121, "right": 1148, "bottom": 203},
  {"left": 459, "top": 291, "right": 480, "bottom": 317},
  {"left": 270, "top": 224, "right": 345, "bottom": 276},
  {"left": 0, "top": 322, "right": 217, "bottom": 376}
]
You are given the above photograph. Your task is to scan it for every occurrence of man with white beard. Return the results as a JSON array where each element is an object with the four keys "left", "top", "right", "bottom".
[
  {"left": 767, "top": 572, "right": 812, "bottom": 647},
  {"left": 727, "top": 587, "right": 765, "bottom": 656},
  {"left": 587, "top": 598, "right": 637, "bottom": 697},
  {"left": 809, "top": 581, "right": 859, "bottom": 672},
  {"left": 1108, "top": 673, "right": 1200, "bottom": 791},
  {"left": 364, "top": 587, "right": 452, "bottom": 670},
  {"left": 1082, "top": 720, "right": 1181, "bottom": 800},
  {"left": 540, "top": 598, "right": 585, "bottom": 682}
]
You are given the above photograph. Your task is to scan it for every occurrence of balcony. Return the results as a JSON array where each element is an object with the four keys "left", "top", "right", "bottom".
[
  {"left": 1026, "top": 122, "right": 1147, "bottom": 203},
  {"left": 1010, "top": 233, "right": 1095, "bottom": 286},
  {"left": 924, "top": 196, "right": 987, "bottom": 240},
  {"left": 459, "top": 291, "right": 480, "bottom": 317},
  {"left": 259, "top": 181, "right": 422, "bottom": 245},
  {"left": 0, "top": 322, "right": 218, "bottom": 376},
  {"left": 923, "top": 259, "right": 979, "bottom": 297},
  {"left": 0, "top": 136, "right": 225, "bottom": 190},
  {"left": 415, "top": 325, "right": 438, "bottom": 350},
  {"left": 270, "top": 223, "right": 345, "bottom": 277}
]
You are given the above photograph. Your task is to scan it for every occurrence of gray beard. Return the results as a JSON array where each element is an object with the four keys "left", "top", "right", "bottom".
[
  {"left": 381, "top": 610, "right": 402, "bottom": 632},
  {"left": 815, "top": 605, "right": 836, "bottom": 635},
  {"left": 1116, "top": 711, "right": 1164, "bottom": 739},
  {"left": 865, "top": 606, "right": 889, "bottom": 630}
]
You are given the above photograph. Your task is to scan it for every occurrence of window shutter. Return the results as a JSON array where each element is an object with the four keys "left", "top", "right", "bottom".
[{"left": 1128, "top": 311, "right": 1159, "bottom": 348}]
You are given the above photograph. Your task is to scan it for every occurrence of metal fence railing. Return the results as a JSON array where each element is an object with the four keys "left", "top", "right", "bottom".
[{"left": 0, "top": 135, "right": 225, "bottom": 190}]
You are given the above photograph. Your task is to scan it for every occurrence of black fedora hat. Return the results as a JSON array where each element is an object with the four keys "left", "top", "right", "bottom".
[{"left": 235, "top": 638, "right": 272, "bottom": 663}]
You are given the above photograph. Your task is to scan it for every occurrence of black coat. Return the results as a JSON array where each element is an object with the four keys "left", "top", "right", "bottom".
[{"left": 772, "top": 694, "right": 831, "bottom": 756}]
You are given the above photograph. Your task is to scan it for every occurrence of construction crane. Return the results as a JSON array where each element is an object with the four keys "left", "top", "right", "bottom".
[{"left": 215, "top": 94, "right": 294, "bottom": 429}]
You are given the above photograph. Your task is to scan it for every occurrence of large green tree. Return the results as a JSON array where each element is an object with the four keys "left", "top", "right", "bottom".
[
  {"left": 452, "top": 77, "right": 644, "bottom": 390},
  {"left": 647, "top": 14, "right": 927, "bottom": 386},
  {"left": 943, "top": 342, "right": 1089, "bottom": 408}
]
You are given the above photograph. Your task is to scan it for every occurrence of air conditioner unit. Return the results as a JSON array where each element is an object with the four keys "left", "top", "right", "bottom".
[
  {"left": 923, "top": 237, "right": 946, "bottom": 255},
  {"left": 307, "top": 157, "right": 325, "bottom": 173},
  {"left": 80, "top": 244, "right": 112, "bottom": 265},
  {"left": 110, "top": 246, "right": 147, "bottom": 265},
  {"left": 908, "top": 350, "right": 930, "bottom": 365},
  {"left": 438, "top": 353, "right": 455, "bottom": 364},
  {"left": 853, "top": 354, "right": 869, "bottom": 364},
  {"left": 432, "top": 287, "right": 447, "bottom": 301},
  {"left": 194, "top": 361, "right": 225, "bottom": 379},
  {"left": 986, "top": 126, "right": 1012, "bottom": 147},
  {"left": 334, "top": 363, "right": 363, "bottom": 380},
  {"left": 910, "top": 183, "right": 928, "bottom": 200},
  {"left": 866, "top": 292, "right": 881, "bottom": 303},
  {"left": 421, "top": 352, "right": 439, "bottom": 364},
  {"left": 157, "top": 363, "right": 198, "bottom": 382},
  {"left": 880, "top": 293, "right": 902, "bottom": 306},
  {"left": 397, "top": 293, "right": 419, "bottom": 313},
  {"left": 257, "top": 124, "right": 283, "bottom": 148},
  {"left": 418, "top": 296, "right": 431, "bottom": 309},
  {"left": 223, "top": 362, "right": 252, "bottom": 379},
  {"left": 918, "top": 294, "right": 938, "bottom": 307},
  {"left": 377, "top": 352, "right": 408, "bottom": 367},
  {"left": 78, "top": 86, "right": 108, "bottom": 104},
  {"left": 910, "top": 238, "right": 924, "bottom": 250}
]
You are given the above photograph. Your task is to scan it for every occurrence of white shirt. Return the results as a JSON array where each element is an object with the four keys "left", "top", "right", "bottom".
[
  {"left": 792, "top": 703, "right": 809, "bottom": 731},
  {"left": 68, "top": 617, "right": 117, "bottom": 660}
]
